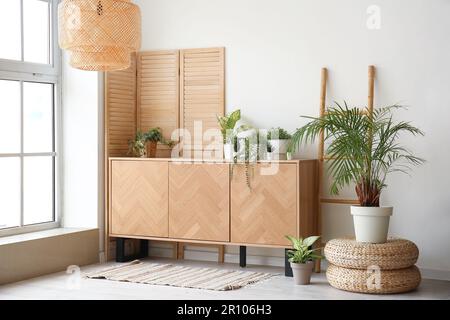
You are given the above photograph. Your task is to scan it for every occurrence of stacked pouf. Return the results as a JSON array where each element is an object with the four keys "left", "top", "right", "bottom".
[{"left": 324, "top": 238, "right": 421, "bottom": 294}]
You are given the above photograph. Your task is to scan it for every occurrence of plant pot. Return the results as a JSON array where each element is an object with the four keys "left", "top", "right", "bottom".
[
  {"left": 286, "top": 151, "right": 293, "bottom": 160},
  {"left": 223, "top": 143, "right": 234, "bottom": 161},
  {"left": 269, "top": 139, "right": 290, "bottom": 154},
  {"left": 146, "top": 141, "right": 158, "bottom": 158},
  {"left": 266, "top": 152, "right": 273, "bottom": 161},
  {"left": 290, "top": 261, "right": 314, "bottom": 285},
  {"left": 351, "top": 206, "right": 393, "bottom": 244}
]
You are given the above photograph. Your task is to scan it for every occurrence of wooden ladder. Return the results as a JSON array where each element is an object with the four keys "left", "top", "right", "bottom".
[{"left": 315, "top": 65, "right": 376, "bottom": 272}]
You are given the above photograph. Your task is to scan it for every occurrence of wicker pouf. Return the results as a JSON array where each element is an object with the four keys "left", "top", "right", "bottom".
[
  {"left": 325, "top": 238, "right": 419, "bottom": 270},
  {"left": 324, "top": 237, "right": 421, "bottom": 294},
  {"left": 326, "top": 264, "right": 421, "bottom": 294}
]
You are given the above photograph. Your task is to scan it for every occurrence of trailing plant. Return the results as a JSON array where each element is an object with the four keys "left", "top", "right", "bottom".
[
  {"left": 285, "top": 235, "right": 323, "bottom": 264},
  {"left": 267, "top": 127, "right": 292, "bottom": 140},
  {"left": 289, "top": 102, "right": 425, "bottom": 207},
  {"left": 144, "top": 127, "right": 163, "bottom": 143},
  {"left": 128, "top": 131, "right": 147, "bottom": 157},
  {"left": 217, "top": 109, "right": 241, "bottom": 144},
  {"left": 231, "top": 125, "right": 258, "bottom": 189}
]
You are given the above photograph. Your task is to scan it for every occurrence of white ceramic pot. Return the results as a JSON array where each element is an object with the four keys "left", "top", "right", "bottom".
[
  {"left": 269, "top": 139, "right": 290, "bottom": 154},
  {"left": 351, "top": 206, "right": 393, "bottom": 244},
  {"left": 223, "top": 143, "right": 234, "bottom": 161},
  {"left": 266, "top": 152, "right": 273, "bottom": 161}
]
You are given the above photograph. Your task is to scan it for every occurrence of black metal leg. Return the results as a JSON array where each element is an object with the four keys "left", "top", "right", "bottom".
[
  {"left": 116, "top": 238, "right": 126, "bottom": 262},
  {"left": 115, "top": 238, "right": 149, "bottom": 262},
  {"left": 239, "top": 246, "right": 246, "bottom": 267},
  {"left": 285, "top": 248, "right": 293, "bottom": 277}
]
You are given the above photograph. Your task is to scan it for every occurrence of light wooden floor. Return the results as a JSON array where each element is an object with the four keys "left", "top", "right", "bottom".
[{"left": 1, "top": 258, "right": 449, "bottom": 300}]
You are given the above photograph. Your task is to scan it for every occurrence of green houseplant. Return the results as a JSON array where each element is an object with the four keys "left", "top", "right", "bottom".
[
  {"left": 267, "top": 127, "right": 292, "bottom": 160},
  {"left": 289, "top": 102, "right": 424, "bottom": 243},
  {"left": 217, "top": 109, "right": 241, "bottom": 160},
  {"left": 286, "top": 235, "right": 322, "bottom": 285},
  {"left": 128, "top": 131, "right": 147, "bottom": 158},
  {"left": 144, "top": 127, "right": 163, "bottom": 158}
]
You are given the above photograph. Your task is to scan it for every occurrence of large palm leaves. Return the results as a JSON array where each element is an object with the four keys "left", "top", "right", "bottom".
[{"left": 289, "top": 102, "right": 424, "bottom": 206}]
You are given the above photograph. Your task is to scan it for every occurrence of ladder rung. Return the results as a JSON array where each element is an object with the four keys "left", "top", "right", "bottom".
[{"left": 320, "top": 198, "right": 359, "bottom": 205}]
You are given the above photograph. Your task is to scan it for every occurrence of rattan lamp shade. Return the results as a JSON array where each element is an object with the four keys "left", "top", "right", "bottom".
[{"left": 58, "top": 0, "right": 141, "bottom": 71}]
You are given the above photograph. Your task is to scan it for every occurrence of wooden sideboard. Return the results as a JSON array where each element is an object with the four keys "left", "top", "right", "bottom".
[{"left": 108, "top": 157, "right": 319, "bottom": 274}]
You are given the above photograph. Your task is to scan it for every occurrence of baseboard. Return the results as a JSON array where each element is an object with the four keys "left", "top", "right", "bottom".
[
  {"left": 148, "top": 246, "right": 450, "bottom": 281},
  {"left": 149, "top": 245, "right": 285, "bottom": 268},
  {"left": 419, "top": 267, "right": 450, "bottom": 281}
]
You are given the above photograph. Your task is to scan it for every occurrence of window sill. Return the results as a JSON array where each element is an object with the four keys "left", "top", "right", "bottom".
[{"left": 0, "top": 227, "right": 97, "bottom": 246}]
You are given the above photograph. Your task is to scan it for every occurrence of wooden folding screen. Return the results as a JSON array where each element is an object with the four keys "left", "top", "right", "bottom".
[
  {"left": 180, "top": 48, "right": 225, "bottom": 156},
  {"left": 104, "top": 48, "right": 225, "bottom": 260},
  {"left": 137, "top": 50, "right": 180, "bottom": 158},
  {"left": 104, "top": 54, "right": 137, "bottom": 259}
]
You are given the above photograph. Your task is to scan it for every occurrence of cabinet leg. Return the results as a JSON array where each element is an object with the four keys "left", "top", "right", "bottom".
[
  {"left": 285, "top": 249, "right": 293, "bottom": 277},
  {"left": 239, "top": 246, "right": 246, "bottom": 267},
  {"left": 115, "top": 238, "right": 149, "bottom": 262}
]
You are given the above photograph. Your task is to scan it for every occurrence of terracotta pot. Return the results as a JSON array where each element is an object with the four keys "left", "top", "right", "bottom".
[
  {"left": 290, "top": 261, "right": 314, "bottom": 285},
  {"left": 146, "top": 141, "right": 158, "bottom": 158}
]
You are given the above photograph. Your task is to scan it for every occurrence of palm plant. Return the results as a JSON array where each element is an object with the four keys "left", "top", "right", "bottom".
[{"left": 289, "top": 102, "right": 424, "bottom": 207}]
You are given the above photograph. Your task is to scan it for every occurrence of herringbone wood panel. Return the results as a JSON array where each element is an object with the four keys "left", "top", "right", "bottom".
[
  {"left": 231, "top": 164, "right": 297, "bottom": 246},
  {"left": 169, "top": 163, "right": 229, "bottom": 241},
  {"left": 111, "top": 161, "right": 168, "bottom": 237}
]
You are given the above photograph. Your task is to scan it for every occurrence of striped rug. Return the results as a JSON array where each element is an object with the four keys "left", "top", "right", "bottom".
[{"left": 86, "top": 260, "right": 276, "bottom": 291}]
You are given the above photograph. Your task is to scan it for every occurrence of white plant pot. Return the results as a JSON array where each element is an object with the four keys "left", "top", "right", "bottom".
[
  {"left": 223, "top": 144, "right": 234, "bottom": 161},
  {"left": 269, "top": 139, "right": 290, "bottom": 154},
  {"left": 351, "top": 206, "right": 393, "bottom": 244},
  {"left": 266, "top": 152, "right": 273, "bottom": 161}
]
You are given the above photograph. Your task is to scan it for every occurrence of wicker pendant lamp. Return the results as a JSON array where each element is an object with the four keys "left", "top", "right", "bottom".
[{"left": 58, "top": 0, "right": 141, "bottom": 71}]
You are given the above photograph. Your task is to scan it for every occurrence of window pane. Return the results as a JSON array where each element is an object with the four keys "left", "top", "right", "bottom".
[
  {"left": 23, "top": 82, "right": 53, "bottom": 153},
  {"left": 24, "top": 156, "right": 53, "bottom": 225},
  {"left": 0, "top": 0, "right": 21, "bottom": 61},
  {"left": 0, "top": 80, "right": 21, "bottom": 153},
  {"left": 0, "top": 157, "right": 21, "bottom": 229},
  {"left": 23, "top": 0, "right": 50, "bottom": 64}
]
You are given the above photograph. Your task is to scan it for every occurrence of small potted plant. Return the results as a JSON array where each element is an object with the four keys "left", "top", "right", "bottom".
[
  {"left": 217, "top": 109, "right": 241, "bottom": 161},
  {"left": 289, "top": 103, "right": 424, "bottom": 243},
  {"left": 128, "top": 131, "right": 147, "bottom": 157},
  {"left": 267, "top": 127, "right": 292, "bottom": 160},
  {"left": 266, "top": 141, "right": 273, "bottom": 160},
  {"left": 144, "top": 127, "right": 163, "bottom": 158},
  {"left": 286, "top": 235, "right": 322, "bottom": 285}
]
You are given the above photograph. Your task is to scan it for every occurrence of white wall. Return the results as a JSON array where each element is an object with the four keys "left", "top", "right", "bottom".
[
  {"left": 62, "top": 52, "right": 101, "bottom": 229},
  {"left": 135, "top": 0, "right": 450, "bottom": 275}
]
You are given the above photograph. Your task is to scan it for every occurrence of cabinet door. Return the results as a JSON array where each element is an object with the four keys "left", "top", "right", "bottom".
[
  {"left": 111, "top": 161, "right": 168, "bottom": 237},
  {"left": 169, "top": 163, "right": 229, "bottom": 241},
  {"left": 231, "top": 164, "right": 297, "bottom": 246}
]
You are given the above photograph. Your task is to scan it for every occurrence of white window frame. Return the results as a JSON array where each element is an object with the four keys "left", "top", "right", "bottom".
[{"left": 0, "top": 0, "right": 62, "bottom": 237}]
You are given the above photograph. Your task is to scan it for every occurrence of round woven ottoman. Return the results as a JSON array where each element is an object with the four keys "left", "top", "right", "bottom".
[
  {"left": 324, "top": 238, "right": 421, "bottom": 294},
  {"left": 326, "top": 264, "right": 421, "bottom": 294},
  {"left": 325, "top": 238, "right": 419, "bottom": 270}
]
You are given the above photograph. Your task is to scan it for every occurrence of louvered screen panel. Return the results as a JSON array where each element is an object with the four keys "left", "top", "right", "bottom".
[
  {"left": 137, "top": 50, "right": 179, "bottom": 157},
  {"left": 105, "top": 54, "right": 137, "bottom": 157},
  {"left": 180, "top": 48, "right": 225, "bottom": 157}
]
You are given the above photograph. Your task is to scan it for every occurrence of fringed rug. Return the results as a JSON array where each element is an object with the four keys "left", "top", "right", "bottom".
[{"left": 86, "top": 260, "right": 276, "bottom": 291}]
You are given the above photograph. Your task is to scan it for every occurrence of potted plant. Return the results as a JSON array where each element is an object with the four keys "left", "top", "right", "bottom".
[
  {"left": 128, "top": 131, "right": 147, "bottom": 158},
  {"left": 217, "top": 109, "right": 241, "bottom": 161},
  {"left": 266, "top": 141, "right": 273, "bottom": 160},
  {"left": 267, "top": 127, "right": 292, "bottom": 160},
  {"left": 286, "top": 235, "right": 322, "bottom": 285},
  {"left": 144, "top": 127, "right": 163, "bottom": 158},
  {"left": 289, "top": 103, "right": 424, "bottom": 243}
]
